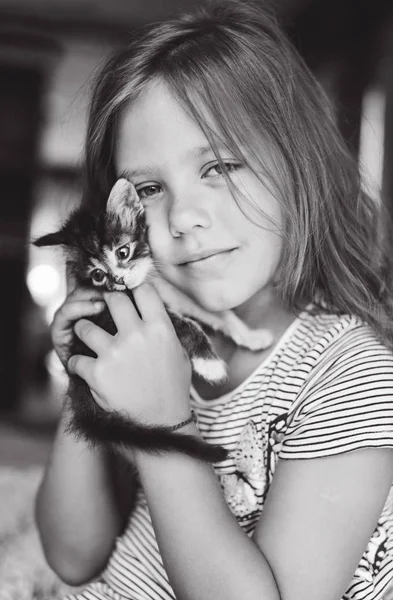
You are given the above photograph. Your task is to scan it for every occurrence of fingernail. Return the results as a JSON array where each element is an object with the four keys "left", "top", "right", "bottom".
[{"left": 94, "top": 302, "right": 105, "bottom": 311}]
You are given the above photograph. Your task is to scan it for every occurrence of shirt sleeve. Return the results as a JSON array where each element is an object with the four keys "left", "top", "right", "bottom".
[{"left": 279, "top": 327, "right": 393, "bottom": 460}]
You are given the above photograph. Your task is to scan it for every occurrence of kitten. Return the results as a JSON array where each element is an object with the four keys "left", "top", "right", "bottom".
[{"left": 34, "top": 179, "right": 273, "bottom": 462}]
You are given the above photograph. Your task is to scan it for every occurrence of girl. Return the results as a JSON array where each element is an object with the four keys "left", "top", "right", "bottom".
[{"left": 35, "top": 2, "right": 393, "bottom": 599}]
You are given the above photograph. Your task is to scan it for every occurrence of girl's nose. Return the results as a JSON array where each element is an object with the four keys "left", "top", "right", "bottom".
[{"left": 168, "top": 195, "right": 212, "bottom": 237}]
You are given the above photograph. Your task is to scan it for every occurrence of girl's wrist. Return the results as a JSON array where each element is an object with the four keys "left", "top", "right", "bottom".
[
  {"left": 133, "top": 421, "right": 202, "bottom": 468},
  {"left": 164, "top": 409, "right": 198, "bottom": 432}
]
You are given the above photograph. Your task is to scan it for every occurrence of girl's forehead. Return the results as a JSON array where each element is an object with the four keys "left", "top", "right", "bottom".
[
  {"left": 118, "top": 82, "right": 212, "bottom": 143},
  {"left": 116, "top": 83, "right": 239, "bottom": 170}
]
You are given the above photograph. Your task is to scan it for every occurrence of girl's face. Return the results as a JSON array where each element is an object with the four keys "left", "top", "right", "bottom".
[{"left": 116, "top": 80, "right": 284, "bottom": 321}]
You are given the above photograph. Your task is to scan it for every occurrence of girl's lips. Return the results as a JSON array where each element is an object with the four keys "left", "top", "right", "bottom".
[
  {"left": 179, "top": 248, "right": 238, "bottom": 274},
  {"left": 179, "top": 246, "right": 237, "bottom": 264}
]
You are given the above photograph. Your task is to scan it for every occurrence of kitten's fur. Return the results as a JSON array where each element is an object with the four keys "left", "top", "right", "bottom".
[{"left": 34, "top": 179, "right": 272, "bottom": 462}]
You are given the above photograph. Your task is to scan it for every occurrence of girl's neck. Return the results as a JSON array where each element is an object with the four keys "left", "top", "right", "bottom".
[{"left": 232, "top": 286, "right": 293, "bottom": 331}]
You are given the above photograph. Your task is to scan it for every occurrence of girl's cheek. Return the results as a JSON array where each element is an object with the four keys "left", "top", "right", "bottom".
[
  {"left": 145, "top": 205, "right": 166, "bottom": 232},
  {"left": 146, "top": 222, "right": 169, "bottom": 260}
]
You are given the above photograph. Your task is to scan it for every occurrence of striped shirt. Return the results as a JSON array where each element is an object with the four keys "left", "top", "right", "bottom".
[{"left": 65, "top": 308, "right": 393, "bottom": 600}]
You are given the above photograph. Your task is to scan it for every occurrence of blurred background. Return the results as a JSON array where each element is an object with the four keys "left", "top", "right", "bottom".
[{"left": 0, "top": 0, "right": 393, "bottom": 469}]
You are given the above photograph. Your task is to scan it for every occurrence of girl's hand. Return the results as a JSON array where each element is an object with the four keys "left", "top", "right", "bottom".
[
  {"left": 67, "top": 283, "right": 193, "bottom": 427},
  {"left": 51, "top": 266, "right": 105, "bottom": 368}
]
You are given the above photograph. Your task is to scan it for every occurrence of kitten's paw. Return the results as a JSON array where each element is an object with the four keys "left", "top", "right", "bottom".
[
  {"left": 192, "top": 357, "right": 228, "bottom": 383},
  {"left": 231, "top": 329, "right": 274, "bottom": 351},
  {"left": 220, "top": 311, "right": 274, "bottom": 352}
]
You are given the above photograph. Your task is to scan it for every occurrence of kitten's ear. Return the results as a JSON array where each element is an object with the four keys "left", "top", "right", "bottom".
[
  {"left": 107, "top": 178, "right": 143, "bottom": 228},
  {"left": 33, "top": 230, "right": 69, "bottom": 247}
]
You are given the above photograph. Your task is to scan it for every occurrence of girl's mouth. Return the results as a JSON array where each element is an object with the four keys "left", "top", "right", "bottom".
[{"left": 180, "top": 248, "right": 237, "bottom": 274}]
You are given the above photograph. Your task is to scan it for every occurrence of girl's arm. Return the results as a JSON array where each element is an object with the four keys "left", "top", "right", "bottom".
[
  {"left": 36, "top": 269, "right": 136, "bottom": 586},
  {"left": 35, "top": 404, "right": 136, "bottom": 586},
  {"left": 132, "top": 438, "right": 393, "bottom": 600},
  {"left": 131, "top": 428, "right": 280, "bottom": 600}
]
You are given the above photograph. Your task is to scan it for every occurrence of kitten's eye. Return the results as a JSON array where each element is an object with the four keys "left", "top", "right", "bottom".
[
  {"left": 116, "top": 245, "right": 130, "bottom": 261},
  {"left": 91, "top": 268, "right": 107, "bottom": 284}
]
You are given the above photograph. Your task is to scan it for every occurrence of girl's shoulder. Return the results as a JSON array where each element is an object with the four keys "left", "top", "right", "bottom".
[
  {"left": 278, "top": 308, "right": 393, "bottom": 460},
  {"left": 287, "top": 305, "right": 393, "bottom": 370},
  {"left": 263, "top": 305, "right": 393, "bottom": 414}
]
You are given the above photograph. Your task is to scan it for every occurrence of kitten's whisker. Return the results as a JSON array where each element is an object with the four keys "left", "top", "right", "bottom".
[{"left": 151, "top": 258, "right": 168, "bottom": 270}]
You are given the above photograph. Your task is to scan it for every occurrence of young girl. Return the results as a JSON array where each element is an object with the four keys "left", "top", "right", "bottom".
[{"left": 35, "top": 2, "right": 393, "bottom": 599}]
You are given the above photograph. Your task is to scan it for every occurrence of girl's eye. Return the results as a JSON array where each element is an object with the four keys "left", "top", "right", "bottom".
[
  {"left": 91, "top": 269, "right": 107, "bottom": 284},
  {"left": 136, "top": 184, "right": 162, "bottom": 200},
  {"left": 203, "top": 162, "right": 241, "bottom": 178},
  {"left": 116, "top": 245, "right": 130, "bottom": 260}
]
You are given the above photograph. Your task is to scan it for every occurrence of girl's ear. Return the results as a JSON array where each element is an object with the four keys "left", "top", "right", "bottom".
[
  {"left": 33, "top": 230, "right": 69, "bottom": 247},
  {"left": 107, "top": 178, "right": 144, "bottom": 229}
]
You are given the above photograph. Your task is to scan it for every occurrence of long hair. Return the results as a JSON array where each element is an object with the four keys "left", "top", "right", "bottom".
[{"left": 83, "top": 0, "right": 393, "bottom": 348}]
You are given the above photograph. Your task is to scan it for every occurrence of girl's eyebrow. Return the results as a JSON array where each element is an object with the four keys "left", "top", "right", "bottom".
[{"left": 121, "top": 145, "right": 229, "bottom": 179}]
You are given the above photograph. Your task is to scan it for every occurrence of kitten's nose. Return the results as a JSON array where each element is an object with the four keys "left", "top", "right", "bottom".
[{"left": 113, "top": 276, "right": 124, "bottom": 285}]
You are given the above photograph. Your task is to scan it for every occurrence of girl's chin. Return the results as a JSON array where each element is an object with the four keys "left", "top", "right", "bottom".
[
  {"left": 187, "top": 283, "right": 276, "bottom": 315},
  {"left": 186, "top": 290, "right": 239, "bottom": 313},
  {"left": 166, "top": 275, "right": 250, "bottom": 312}
]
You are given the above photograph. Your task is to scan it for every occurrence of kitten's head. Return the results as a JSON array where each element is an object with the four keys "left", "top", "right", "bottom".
[{"left": 34, "top": 179, "right": 154, "bottom": 291}]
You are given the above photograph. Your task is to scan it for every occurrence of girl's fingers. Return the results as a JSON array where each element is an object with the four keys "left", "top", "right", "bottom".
[
  {"left": 67, "top": 354, "right": 95, "bottom": 383},
  {"left": 66, "top": 263, "right": 78, "bottom": 294},
  {"left": 74, "top": 318, "right": 113, "bottom": 355},
  {"left": 56, "top": 299, "right": 106, "bottom": 324},
  {"left": 69, "top": 287, "right": 104, "bottom": 302},
  {"left": 103, "top": 292, "right": 140, "bottom": 331},
  {"left": 132, "top": 282, "right": 171, "bottom": 323}
]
